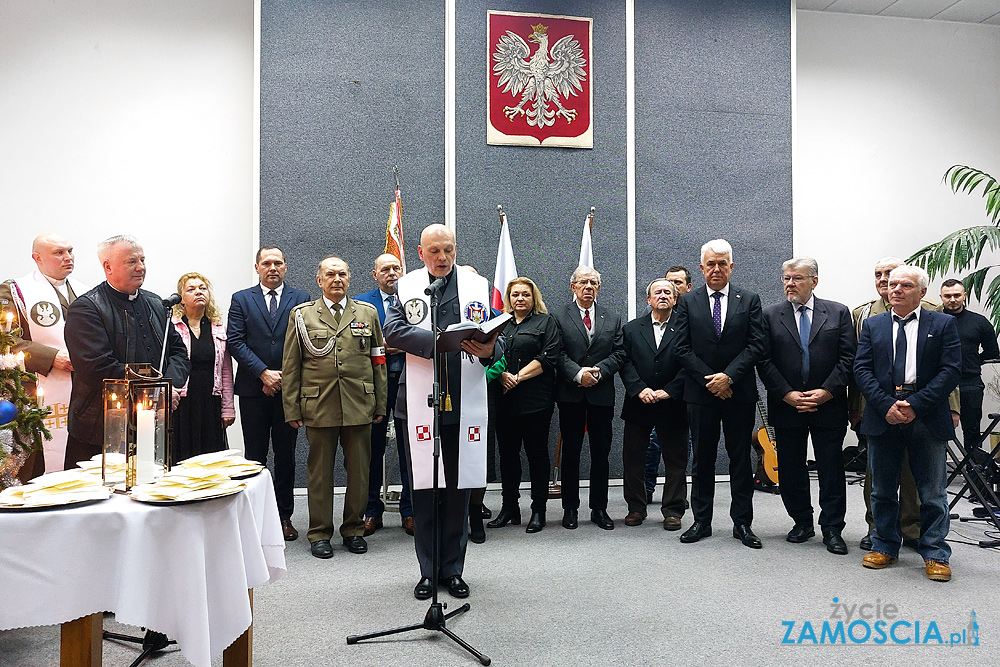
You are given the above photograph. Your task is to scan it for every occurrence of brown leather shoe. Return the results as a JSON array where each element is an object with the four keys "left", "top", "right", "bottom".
[
  {"left": 925, "top": 560, "right": 952, "bottom": 582},
  {"left": 363, "top": 516, "right": 383, "bottom": 537},
  {"left": 402, "top": 516, "right": 415, "bottom": 536},
  {"left": 281, "top": 519, "right": 298, "bottom": 541},
  {"left": 624, "top": 511, "right": 644, "bottom": 526},
  {"left": 663, "top": 516, "right": 682, "bottom": 531},
  {"left": 862, "top": 551, "right": 898, "bottom": 569}
]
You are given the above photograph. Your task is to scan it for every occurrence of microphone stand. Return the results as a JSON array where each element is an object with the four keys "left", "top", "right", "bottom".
[{"left": 347, "top": 277, "right": 490, "bottom": 665}]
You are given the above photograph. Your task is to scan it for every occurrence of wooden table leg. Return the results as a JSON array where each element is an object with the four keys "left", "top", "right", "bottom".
[
  {"left": 60, "top": 612, "right": 102, "bottom": 667},
  {"left": 223, "top": 589, "right": 253, "bottom": 667}
]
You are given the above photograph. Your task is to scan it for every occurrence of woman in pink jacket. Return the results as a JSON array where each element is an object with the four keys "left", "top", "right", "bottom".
[{"left": 170, "top": 272, "right": 235, "bottom": 463}]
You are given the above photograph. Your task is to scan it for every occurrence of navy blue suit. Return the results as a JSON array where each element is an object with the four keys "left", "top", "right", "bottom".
[
  {"left": 354, "top": 287, "right": 411, "bottom": 519},
  {"left": 227, "top": 283, "right": 311, "bottom": 520},
  {"left": 854, "top": 308, "right": 961, "bottom": 563}
]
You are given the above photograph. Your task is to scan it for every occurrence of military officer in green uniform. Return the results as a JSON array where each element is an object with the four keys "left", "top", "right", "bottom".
[
  {"left": 848, "top": 256, "right": 960, "bottom": 552},
  {"left": 283, "top": 256, "right": 388, "bottom": 559}
]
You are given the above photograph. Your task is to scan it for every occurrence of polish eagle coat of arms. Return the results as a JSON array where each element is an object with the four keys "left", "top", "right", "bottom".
[{"left": 487, "top": 11, "right": 593, "bottom": 148}]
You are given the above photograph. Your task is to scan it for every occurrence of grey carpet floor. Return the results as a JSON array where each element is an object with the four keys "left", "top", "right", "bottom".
[{"left": 3, "top": 478, "right": 996, "bottom": 666}]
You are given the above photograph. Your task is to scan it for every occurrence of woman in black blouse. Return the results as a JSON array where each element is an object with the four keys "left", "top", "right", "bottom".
[{"left": 487, "top": 277, "right": 561, "bottom": 533}]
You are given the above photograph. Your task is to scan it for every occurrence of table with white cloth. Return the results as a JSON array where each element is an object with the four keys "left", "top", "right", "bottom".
[{"left": 0, "top": 469, "right": 286, "bottom": 667}]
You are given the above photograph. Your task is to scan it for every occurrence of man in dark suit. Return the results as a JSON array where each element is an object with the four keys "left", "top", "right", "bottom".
[
  {"left": 674, "top": 239, "right": 766, "bottom": 548},
  {"left": 620, "top": 279, "right": 687, "bottom": 530},
  {"left": 354, "top": 253, "right": 414, "bottom": 536},
  {"left": 227, "top": 246, "right": 311, "bottom": 541},
  {"left": 552, "top": 266, "right": 625, "bottom": 530},
  {"left": 855, "top": 265, "right": 960, "bottom": 582},
  {"left": 757, "top": 258, "right": 855, "bottom": 555},
  {"left": 383, "top": 224, "right": 502, "bottom": 600}
]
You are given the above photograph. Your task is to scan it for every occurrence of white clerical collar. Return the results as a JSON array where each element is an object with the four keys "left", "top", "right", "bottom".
[
  {"left": 323, "top": 295, "right": 347, "bottom": 312},
  {"left": 109, "top": 283, "right": 139, "bottom": 301},
  {"left": 42, "top": 273, "right": 67, "bottom": 288}
]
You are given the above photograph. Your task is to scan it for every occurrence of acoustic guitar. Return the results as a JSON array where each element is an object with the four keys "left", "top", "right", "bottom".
[{"left": 754, "top": 399, "right": 779, "bottom": 486}]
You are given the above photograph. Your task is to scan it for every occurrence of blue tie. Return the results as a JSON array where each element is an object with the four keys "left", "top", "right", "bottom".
[
  {"left": 798, "top": 305, "right": 810, "bottom": 383},
  {"left": 268, "top": 290, "right": 278, "bottom": 321},
  {"left": 893, "top": 313, "right": 914, "bottom": 387},
  {"left": 711, "top": 292, "right": 723, "bottom": 339}
]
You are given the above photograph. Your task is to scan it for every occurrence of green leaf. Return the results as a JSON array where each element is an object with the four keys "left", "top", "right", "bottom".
[{"left": 906, "top": 226, "right": 1000, "bottom": 278}]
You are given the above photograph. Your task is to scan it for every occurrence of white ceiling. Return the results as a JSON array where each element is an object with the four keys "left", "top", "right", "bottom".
[{"left": 797, "top": 0, "right": 1000, "bottom": 24}]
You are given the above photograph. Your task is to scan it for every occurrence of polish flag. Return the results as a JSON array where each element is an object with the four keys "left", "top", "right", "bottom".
[
  {"left": 492, "top": 210, "right": 518, "bottom": 311},
  {"left": 578, "top": 212, "right": 594, "bottom": 269}
]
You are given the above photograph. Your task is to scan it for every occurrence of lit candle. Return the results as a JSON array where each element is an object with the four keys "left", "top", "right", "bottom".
[
  {"left": 36, "top": 386, "right": 44, "bottom": 408},
  {"left": 3, "top": 312, "right": 12, "bottom": 333},
  {"left": 16, "top": 351, "right": 25, "bottom": 372},
  {"left": 136, "top": 403, "right": 156, "bottom": 484}
]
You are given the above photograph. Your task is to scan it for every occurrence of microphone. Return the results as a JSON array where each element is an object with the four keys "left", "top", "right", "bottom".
[
  {"left": 162, "top": 293, "right": 181, "bottom": 308},
  {"left": 424, "top": 276, "right": 447, "bottom": 296}
]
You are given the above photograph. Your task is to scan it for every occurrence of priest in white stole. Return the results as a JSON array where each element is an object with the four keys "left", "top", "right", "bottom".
[
  {"left": 383, "top": 224, "right": 503, "bottom": 600},
  {"left": 0, "top": 233, "right": 86, "bottom": 478}
]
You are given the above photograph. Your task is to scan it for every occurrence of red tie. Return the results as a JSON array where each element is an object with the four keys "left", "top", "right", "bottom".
[{"left": 583, "top": 309, "right": 592, "bottom": 330}]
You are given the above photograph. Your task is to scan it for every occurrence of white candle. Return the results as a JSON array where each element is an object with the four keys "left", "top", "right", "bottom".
[
  {"left": 136, "top": 406, "right": 156, "bottom": 484},
  {"left": 16, "top": 351, "right": 25, "bottom": 372},
  {"left": 36, "top": 386, "right": 44, "bottom": 408},
  {"left": 3, "top": 312, "right": 12, "bottom": 333}
]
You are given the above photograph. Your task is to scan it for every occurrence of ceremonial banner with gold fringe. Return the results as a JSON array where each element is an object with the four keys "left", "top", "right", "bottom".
[{"left": 384, "top": 188, "right": 406, "bottom": 273}]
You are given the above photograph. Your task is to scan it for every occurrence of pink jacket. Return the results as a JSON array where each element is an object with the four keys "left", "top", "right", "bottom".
[{"left": 171, "top": 315, "right": 236, "bottom": 419}]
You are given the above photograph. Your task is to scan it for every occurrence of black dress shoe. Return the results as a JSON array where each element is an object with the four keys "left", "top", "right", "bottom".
[
  {"left": 562, "top": 509, "right": 578, "bottom": 529},
  {"left": 733, "top": 524, "right": 762, "bottom": 549},
  {"left": 680, "top": 521, "right": 711, "bottom": 543},
  {"left": 343, "top": 536, "right": 368, "bottom": 554},
  {"left": 310, "top": 540, "right": 333, "bottom": 559},
  {"left": 525, "top": 511, "right": 546, "bottom": 533},
  {"left": 859, "top": 534, "right": 873, "bottom": 551},
  {"left": 486, "top": 506, "right": 521, "bottom": 528},
  {"left": 822, "top": 529, "right": 849, "bottom": 555},
  {"left": 445, "top": 575, "right": 469, "bottom": 598},
  {"left": 414, "top": 577, "right": 434, "bottom": 600},
  {"left": 786, "top": 524, "right": 815, "bottom": 543},
  {"left": 480, "top": 504, "right": 492, "bottom": 519},
  {"left": 591, "top": 509, "right": 615, "bottom": 530}
]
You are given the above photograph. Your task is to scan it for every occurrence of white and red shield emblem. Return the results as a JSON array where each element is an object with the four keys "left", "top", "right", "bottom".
[
  {"left": 468, "top": 426, "right": 481, "bottom": 442},
  {"left": 487, "top": 11, "right": 593, "bottom": 148},
  {"left": 416, "top": 425, "right": 431, "bottom": 442}
]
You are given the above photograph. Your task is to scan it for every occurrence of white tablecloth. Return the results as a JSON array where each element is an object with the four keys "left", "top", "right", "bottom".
[{"left": 0, "top": 469, "right": 286, "bottom": 667}]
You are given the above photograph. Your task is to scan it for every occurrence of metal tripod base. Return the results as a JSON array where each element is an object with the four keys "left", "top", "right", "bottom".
[
  {"left": 347, "top": 602, "right": 490, "bottom": 665},
  {"left": 103, "top": 629, "right": 175, "bottom": 667}
]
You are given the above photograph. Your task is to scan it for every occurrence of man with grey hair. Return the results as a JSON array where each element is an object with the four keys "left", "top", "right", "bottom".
[
  {"left": 855, "top": 265, "right": 960, "bottom": 581},
  {"left": 757, "top": 258, "right": 855, "bottom": 554},
  {"left": 675, "top": 239, "right": 766, "bottom": 548},
  {"left": 1, "top": 233, "right": 87, "bottom": 477},
  {"left": 848, "top": 255, "right": 959, "bottom": 551},
  {"left": 552, "top": 265, "right": 625, "bottom": 530},
  {"left": 64, "top": 235, "right": 189, "bottom": 468}
]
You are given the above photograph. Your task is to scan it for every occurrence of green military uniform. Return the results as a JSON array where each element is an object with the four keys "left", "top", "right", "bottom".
[
  {"left": 282, "top": 297, "right": 387, "bottom": 543},
  {"left": 849, "top": 296, "right": 960, "bottom": 542}
]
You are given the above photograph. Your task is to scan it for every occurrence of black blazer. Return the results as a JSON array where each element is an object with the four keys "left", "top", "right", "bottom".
[
  {"left": 674, "top": 284, "right": 766, "bottom": 404},
  {"left": 619, "top": 312, "right": 685, "bottom": 426},
  {"left": 854, "top": 309, "right": 961, "bottom": 441},
  {"left": 757, "top": 297, "right": 856, "bottom": 429},
  {"left": 552, "top": 301, "right": 625, "bottom": 407}
]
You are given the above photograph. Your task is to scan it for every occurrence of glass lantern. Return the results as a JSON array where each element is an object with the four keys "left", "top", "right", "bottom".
[{"left": 102, "top": 364, "right": 172, "bottom": 491}]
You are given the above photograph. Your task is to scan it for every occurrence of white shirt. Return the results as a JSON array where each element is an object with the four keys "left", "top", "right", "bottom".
[
  {"left": 794, "top": 295, "right": 815, "bottom": 336},
  {"left": 651, "top": 311, "right": 672, "bottom": 348},
  {"left": 708, "top": 283, "right": 730, "bottom": 331},
  {"left": 260, "top": 283, "right": 284, "bottom": 309},
  {"left": 892, "top": 306, "right": 920, "bottom": 385},
  {"left": 379, "top": 289, "right": 396, "bottom": 310}
]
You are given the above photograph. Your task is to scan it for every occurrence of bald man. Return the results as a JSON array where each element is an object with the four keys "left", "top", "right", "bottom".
[
  {"left": 354, "top": 253, "right": 414, "bottom": 536},
  {"left": 1, "top": 233, "right": 88, "bottom": 476}
]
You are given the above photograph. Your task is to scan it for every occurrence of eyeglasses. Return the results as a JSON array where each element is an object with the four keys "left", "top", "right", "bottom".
[
  {"left": 780, "top": 275, "right": 812, "bottom": 284},
  {"left": 574, "top": 279, "right": 600, "bottom": 286}
]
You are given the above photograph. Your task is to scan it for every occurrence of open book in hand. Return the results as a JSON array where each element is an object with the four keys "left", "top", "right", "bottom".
[{"left": 436, "top": 312, "right": 511, "bottom": 352}]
